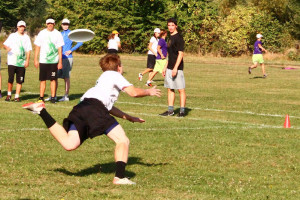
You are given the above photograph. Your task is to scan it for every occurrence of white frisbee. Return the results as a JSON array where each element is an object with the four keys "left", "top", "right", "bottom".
[{"left": 68, "top": 29, "right": 95, "bottom": 42}]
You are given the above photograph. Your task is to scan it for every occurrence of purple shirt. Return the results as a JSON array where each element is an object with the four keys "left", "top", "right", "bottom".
[
  {"left": 156, "top": 38, "right": 167, "bottom": 60},
  {"left": 253, "top": 40, "right": 262, "bottom": 54}
]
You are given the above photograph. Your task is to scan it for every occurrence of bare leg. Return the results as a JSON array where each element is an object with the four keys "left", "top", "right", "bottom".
[
  {"left": 261, "top": 63, "right": 266, "bottom": 75},
  {"left": 168, "top": 88, "right": 175, "bottom": 107},
  {"left": 107, "top": 124, "right": 129, "bottom": 163},
  {"left": 40, "top": 81, "right": 46, "bottom": 97},
  {"left": 147, "top": 71, "right": 158, "bottom": 82},
  {"left": 15, "top": 83, "right": 22, "bottom": 95},
  {"left": 65, "top": 78, "right": 70, "bottom": 96},
  {"left": 141, "top": 68, "right": 153, "bottom": 76},
  {"left": 250, "top": 62, "right": 258, "bottom": 69},
  {"left": 178, "top": 89, "right": 186, "bottom": 108},
  {"left": 50, "top": 80, "right": 56, "bottom": 97},
  {"left": 7, "top": 82, "right": 13, "bottom": 93},
  {"left": 48, "top": 123, "right": 81, "bottom": 151}
]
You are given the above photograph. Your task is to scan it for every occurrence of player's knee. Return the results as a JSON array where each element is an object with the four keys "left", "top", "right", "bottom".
[
  {"left": 117, "top": 137, "right": 130, "bottom": 147},
  {"left": 62, "top": 143, "right": 78, "bottom": 151}
]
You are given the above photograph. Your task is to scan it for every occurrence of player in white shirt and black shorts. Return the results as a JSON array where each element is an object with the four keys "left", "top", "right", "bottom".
[
  {"left": 138, "top": 28, "right": 160, "bottom": 81},
  {"left": 23, "top": 54, "right": 161, "bottom": 185},
  {"left": 3, "top": 21, "right": 32, "bottom": 102},
  {"left": 34, "top": 18, "right": 64, "bottom": 103}
]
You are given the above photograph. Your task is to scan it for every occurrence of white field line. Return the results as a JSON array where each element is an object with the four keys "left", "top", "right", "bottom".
[
  {"left": 21, "top": 92, "right": 299, "bottom": 119},
  {"left": 116, "top": 101, "right": 300, "bottom": 119}
]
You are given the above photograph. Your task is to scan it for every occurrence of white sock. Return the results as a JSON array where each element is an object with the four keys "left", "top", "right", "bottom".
[
  {"left": 15, "top": 94, "right": 19, "bottom": 98},
  {"left": 7, "top": 91, "right": 12, "bottom": 96}
]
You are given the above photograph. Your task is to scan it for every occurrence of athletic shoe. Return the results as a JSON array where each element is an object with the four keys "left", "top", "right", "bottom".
[
  {"left": 59, "top": 96, "right": 69, "bottom": 102},
  {"left": 50, "top": 97, "right": 56, "bottom": 104},
  {"left": 5, "top": 95, "right": 11, "bottom": 102},
  {"left": 138, "top": 73, "right": 143, "bottom": 81},
  {"left": 14, "top": 98, "right": 21, "bottom": 102},
  {"left": 145, "top": 81, "right": 152, "bottom": 87},
  {"left": 22, "top": 102, "right": 45, "bottom": 114},
  {"left": 263, "top": 74, "right": 267, "bottom": 78},
  {"left": 38, "top": 97, "right": 45, "bottom": 102},
  {"left": 248, "top": 67, "right": 252, "bottom": 74},
  {"left": 177, "top": 112, "right": 185, "bottom": 117},
  {"left": 45, "top": 96, "right": 57, "bottom": 102},
  {"left": 0, "top": 93, "right": 2, "bottom": 98},
  {"left": 159, "top": 110, "right": 175, "bottom": 116},
  {"left": 113, "top": 177, "right": 136, "bottom": 185}
]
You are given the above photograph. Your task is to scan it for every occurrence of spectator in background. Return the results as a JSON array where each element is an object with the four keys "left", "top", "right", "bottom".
[
  {"left": 34, "top": 18, "right": 64, "bottom": 103},
  {"left": 3, "top": 21, "right": 32, "bottom": 102},
  {"left": 107, "top": 30, "right": 121, "bottom": 54},
  {"left": 55, "top": 18, "right": 83, "bottom": 102}
]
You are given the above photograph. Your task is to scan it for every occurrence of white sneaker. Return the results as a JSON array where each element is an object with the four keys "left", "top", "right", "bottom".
[
  {"left": 45, "top": 96, "right": 57, "bottom": 101},
  {"left": 22, "top": 102, "right": 45, "bottom": 114},
  {"left": 113, "top": 177, "right": 136, "bottom": 185},
  {"left": 59, "top": 96, "right": 69, "bottom": 102},
  {"left": 138, "top": 73, "right": 143, "bottom": 81}
]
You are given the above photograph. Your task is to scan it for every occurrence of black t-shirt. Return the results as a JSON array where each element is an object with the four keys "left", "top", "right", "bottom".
[{"left": 167, "top": 33, "right": 184, "bottom": 70}]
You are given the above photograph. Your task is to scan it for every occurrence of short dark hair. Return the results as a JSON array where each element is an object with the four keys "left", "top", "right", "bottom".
[
  {"left": 99, "top": 54, "right": 121, "bottom": 72},
  {"left": 167, "top": 18, "right": 177, "bottom": 26}
]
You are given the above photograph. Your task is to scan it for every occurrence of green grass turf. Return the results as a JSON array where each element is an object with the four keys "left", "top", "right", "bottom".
[{"left": 0, "top": 52, "right": 299, "bottom": 199}]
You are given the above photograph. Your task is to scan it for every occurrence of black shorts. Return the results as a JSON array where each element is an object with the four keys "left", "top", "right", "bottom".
[
  {"left": 39, "top": 63, "right": 58, "bottom": 81},
  {"left": 63, "top": 98, "right": 119, "bottom": 144},
  {"left": 107, "top": 49, "right": 118, "bottom": 54},
  {"left": 147, "top": 54, "right": 156, "bottom": 69},
  {"left": 8, "top": 65, "right": 26, "bottom": 84}
]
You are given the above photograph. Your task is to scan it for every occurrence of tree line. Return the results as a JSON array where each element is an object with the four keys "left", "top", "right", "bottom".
[{"left": 0, "top": 0, "right": 299, "bottom": 58}]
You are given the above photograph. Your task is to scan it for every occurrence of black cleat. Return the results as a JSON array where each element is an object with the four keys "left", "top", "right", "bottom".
[
  {"left": 50, "top": 97, "right": 56, "bottom": 104},
  {"left": 177, "top": 112, "right": 185, "bottom": 117},
  {"left": 159, "top": 110, "right": 174, "bottom": 116},
  {"left": 5, "top": 95, "right": 11, "bottom": 102}
]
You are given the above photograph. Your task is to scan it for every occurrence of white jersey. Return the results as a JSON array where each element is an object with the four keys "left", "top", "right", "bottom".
[
  {"left": 81, "top": 71, "right": 132, "bottom": 111},
  {"left": 108, "top": 36, "right": 120, "bottom": 50},
  {"left": 147, "top": 36, "right": 159, "bottom": 55},
  {"left": 34, "top": 29, "right": 64, "bottom": 64},
  {"left": 3, "top": 32, "right": 32, "bottom": 67}
]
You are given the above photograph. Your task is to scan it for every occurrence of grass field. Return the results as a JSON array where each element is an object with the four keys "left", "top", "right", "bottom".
[{"left": 0, "top": 51, "right": 300, "bottom": 199}]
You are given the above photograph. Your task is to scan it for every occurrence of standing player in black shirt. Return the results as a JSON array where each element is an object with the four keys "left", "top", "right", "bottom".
[{"left": 160, "top": 18, "right": 186, "bottom": 117}]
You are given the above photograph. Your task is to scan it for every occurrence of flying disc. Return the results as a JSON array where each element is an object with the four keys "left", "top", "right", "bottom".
[{"left": 68, "top": 29, "right": 95, "bottom": 42}]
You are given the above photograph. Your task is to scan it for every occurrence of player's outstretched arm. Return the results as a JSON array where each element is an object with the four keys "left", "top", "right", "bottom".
[
  {"left": 124, "top": 85, "right": 161, "bottom": 98},
  {"left": 109, "top": 106, "right": 145, "bottom": 123}
]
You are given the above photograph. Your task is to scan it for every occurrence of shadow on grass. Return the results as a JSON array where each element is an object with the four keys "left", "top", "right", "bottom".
[
  {"left": 53, "top": 157, "right": 168, "bottom": 177},
  {"left": 174, "top": 107, "right": 192, "bottom": 116},
  {"left": 250, "top": 76, "right": 266, "bottom": 79}
]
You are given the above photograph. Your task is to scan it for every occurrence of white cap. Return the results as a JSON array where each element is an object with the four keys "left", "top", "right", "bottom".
[
  {"left": 46, "top": 18, "right": 55, "bottom": 24},
  {"left": 62, "top": 18, "right": 70, "bottom": 24},
  {"left": 154, "top": 28, "right": 160, "bottom": 33},
  {"left": 17, "top": 21, "right": 26, "bottom": 27},
  {"left": 256, "top": 34, "right": 263, "bottom": 39}
]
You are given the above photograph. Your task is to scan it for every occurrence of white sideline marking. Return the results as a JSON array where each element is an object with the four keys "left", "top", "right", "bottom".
[
  {"left": 117, "top": 101, "right": 300, "bottom": 119},
  {"left": 20, "top": 93, "right": 299, "bottom": 119}
]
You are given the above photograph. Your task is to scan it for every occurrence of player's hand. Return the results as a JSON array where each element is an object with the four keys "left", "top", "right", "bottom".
[
  {"left": 58, "top": 63, "right": 63, "bottom": 69},
  {"left": 34, "top": 60, "right": 39, "bottom": 69},
  {"left": 24, "top": 60, "right": 29, "bottom": 68},
  {"left": 162, "top": 68, "right": 167, "bottom": 77},
  {"left": 65, "top": 50, "right": 72, "bottom": 56},
  {"left": 128, "top": 116, "right": 145, "bottom": 123},
  {"left": 148, "top": 86, "right": 161, "bottom": 97},
  {"left": 172, "top": 68, "right": 178, "bottom": 77},
  {"left": 161, "top": 55, "right": 165, "bottom": 59}
]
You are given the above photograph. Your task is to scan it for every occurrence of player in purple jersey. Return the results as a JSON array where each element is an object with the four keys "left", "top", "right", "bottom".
[{"left": 248, "top": 34, "right": 268, "bottom": 78}]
